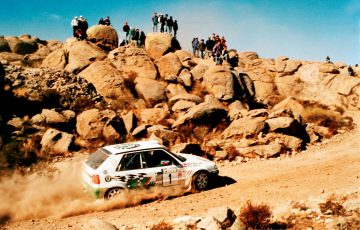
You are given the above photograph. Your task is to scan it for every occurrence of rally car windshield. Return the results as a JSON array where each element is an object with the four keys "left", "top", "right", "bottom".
[{"left": 86, "top": 149, "right": 109, "bottom": 169}]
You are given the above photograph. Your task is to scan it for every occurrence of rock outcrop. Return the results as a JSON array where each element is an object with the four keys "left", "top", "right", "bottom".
[{"left": 87, "top": 25, "right": 119, "bottom": 51}]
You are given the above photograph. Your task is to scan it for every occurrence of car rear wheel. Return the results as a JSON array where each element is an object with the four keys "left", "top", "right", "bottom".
[
  {"left": 192, "top": 171, "right": 209, "bottom": 192},
  {"left": 105, "top": 187, "right": 123, "bottom": 200}
]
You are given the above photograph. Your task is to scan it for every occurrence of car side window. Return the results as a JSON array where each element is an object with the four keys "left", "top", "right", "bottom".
[
  {"left": 142, "top": 149, "right": 178, "bottom": 168},
  {"left": 117, "top": 152, "right": 142, "bottom": 171}
]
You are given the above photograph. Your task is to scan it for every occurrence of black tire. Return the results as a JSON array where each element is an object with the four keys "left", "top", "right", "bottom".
[
  {"left": 192, "top": 171, "right": 209, "bottom": 192},
  {"left": 105, "top": 187, "right": 123, "bottom": 200}
]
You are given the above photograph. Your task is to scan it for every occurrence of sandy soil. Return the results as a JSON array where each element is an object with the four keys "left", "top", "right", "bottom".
[{"left": 2, "top": 112, "right": 360, "bottom": 229}]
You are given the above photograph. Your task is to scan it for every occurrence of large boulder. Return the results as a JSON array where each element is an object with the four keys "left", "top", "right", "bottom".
[
  {"left": 41, "top": 109, "right": 75, "bottom": 124},
  {"left": 78, "top": 61, "right": 133, "bottom": 103},
  {"left": 190, "top": 63, "right": 210, "bottom": 81},
  {"left": 155, "top": 52, "right": 183, "bottom": 80},
  {"left": 222, "top": 117, "right": 266, "bottom": 139},
  {"left": 0, "top": 36, "right": 11, "bottom": 52},
  {"left": 169, "top": 93, "right": 203, "bottom": 105},
  {"left": 145, "top": 32, "right": 180, "bottom": 60},
  {"left": 134, "top": 77, "right": 167, "bottom": 106},
  {"left": 41, "top": 49, "right": 67, "bottom": 70},
  {"left": 108, "top": 46, "right": 158, "bottom": 79},
  {"left": 5, "top": 36, "right": 38, "bottom": 55},
  {"left": 0, "top": 52, "right": 23, "bottom": 64},
  {"left": 238, "top": 143, "right": 283, "bottom": 158},
  {"left": 83, "top": 218, "right": 118, "bottom": 230},
  {"left": 87, "top": 25, "right": 119, "bottom": 51},
  {"left": 172, "top": 95, "right": 227, "bottom": 128},
  {"left": 140, "top": 108, "right": 168, "bottom": 125},
  {"left": 64, "top": 39, "right": 107, "bottom": 73},
  {"left": 76, "top": 109, "right": 119, "bottom": 140},
  {"left": 203, "top": 66, "right": 235, "bottom": 100},
  {"left": 40, "top": 128, "right": 73, "bottom": 154}
]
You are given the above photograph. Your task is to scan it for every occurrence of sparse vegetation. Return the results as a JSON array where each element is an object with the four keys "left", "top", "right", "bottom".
[
  {"left": 239, "top": 200, "right": 272, "bottom": 230},
  {"left": 319, "top": 196, "right": 346, "bottom": 215},
  {"left": 302, "top": 107, "right": 346, "bottom": 134},
  {"left": 151, "top": 221, "right": 173, "bottom": 230},
  {"left": 225, "top": 145, "right": 239, "bottom": 161}
]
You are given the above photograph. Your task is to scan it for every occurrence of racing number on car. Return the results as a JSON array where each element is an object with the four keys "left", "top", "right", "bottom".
[{"left": 162, "top": 167, "right": 178, "bottom": 186}]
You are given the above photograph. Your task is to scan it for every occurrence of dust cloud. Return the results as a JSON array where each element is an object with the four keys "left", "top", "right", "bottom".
[{"left": 0, "top": 161, "right": 186, "bottom": 221}]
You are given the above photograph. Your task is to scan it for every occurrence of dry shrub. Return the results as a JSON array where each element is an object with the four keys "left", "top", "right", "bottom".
[
  {"left": 302, "top": 107, "right": 348, "bottom": 133},
  {"left": 319, "top": 197, "right": 345, "bottom": 215},
  {"left": 151, "top": 221, "right": 173, "bottom": 230},
  {"left": 225, "top": 145, "right": 239, "bottom": 161},
  {"left": 239, "top": 200, "right": 272, "bottom": 229}
]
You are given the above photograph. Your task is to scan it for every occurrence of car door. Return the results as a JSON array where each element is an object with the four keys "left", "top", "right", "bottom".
[
  {"left": 113, "top": 152, "right": 156, "bottom": 189},
  {"left": 141, "top": 149, "right": 183, "bottom": 187}
]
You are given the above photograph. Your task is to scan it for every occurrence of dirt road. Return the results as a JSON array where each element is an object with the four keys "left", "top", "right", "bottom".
[{"left": 3, "top": 112, "right": 360, "bottom": 229}]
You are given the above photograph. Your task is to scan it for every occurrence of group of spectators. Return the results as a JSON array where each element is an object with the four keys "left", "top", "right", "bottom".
[
  {"left": 98, "top": 16, "right": 111, "bottom": 26},
  {"left": 326, "top": 56, "right": 357, "bottom": 77},
  {"left": 192, "top": 34, "right": 229, "bottom": 65},
  {"left": 122, "top": 21, "right": 146, "bottom": 47},
  {"left": 151, "top": 12, "right": 178, "bottom": 37},
  {"left": 71, "top": 16, "right": 89, "bottom": 40}
]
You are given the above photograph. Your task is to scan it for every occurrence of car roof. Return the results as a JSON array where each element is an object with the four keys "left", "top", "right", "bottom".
[{"left": 100, "top": 140, "right": 164, "bottom": 155}]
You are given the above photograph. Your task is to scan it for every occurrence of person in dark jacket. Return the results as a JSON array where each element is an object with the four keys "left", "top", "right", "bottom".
[
  {"left": 78, "top": 16, "right": 88, "bottom": 40},
  {"left": 123, "top": 21, "right": 130, "bottom": 44},
  {"left": 205, "top": 37, "right": 214, "bottom": 58},
  {"left": 167, "top": 16, "right": 173, "bottom": 34},
  {"left": 198, "top": 39, "right": 206, "bottom": 59},
  {"left": 104, "top": 16, "right": 111, "bottom": 26},
  {"left": 348, "top": 65, "right": 354, "bottom": 76},
  {"left": 160, "top": 14, "right": 166, "bottom": 32},
  {"left": 173, "top": 20, "right": 178, "bottom": 37},
  {"left": 98, "top": 18, "right": 105, "bottom": 25},
  {"left": 139, "top": 30, "right": 146, "bottom": 48}
]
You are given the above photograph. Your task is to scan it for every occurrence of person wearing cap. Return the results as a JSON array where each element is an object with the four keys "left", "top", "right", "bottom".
[
  {"left": 78, "top": 16, "right": 88, "bottom": 40},
  {"left": 104, "top": 16, "right": 111, "bottom": 26},
  {"left": 71, "top": 16, "right": 79, "bottom": 37}
]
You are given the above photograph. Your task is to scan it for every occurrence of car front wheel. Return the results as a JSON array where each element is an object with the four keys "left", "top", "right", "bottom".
[
  {"left": 105, "top": 187, "right": 123, "bottom": 200},
  {"left": 192, "top": 171, "right": 209, "bottom": 192}
]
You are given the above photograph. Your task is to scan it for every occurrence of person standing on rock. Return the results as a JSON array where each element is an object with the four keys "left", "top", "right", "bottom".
[
  {"left": 152, "top": 12, "right": 158, "bottom": 32},
  {"left": 167, "top": 16, "right": 173, "bottom": 34},
  {"left": 198, "top": 39, "right": 206, "bottom": 59},
  {"left": 213, "top": 40, "right": 223, "bottom": 65},
  {"left": 98, "top": 18, "right": 105, "bottom": 25},
  {"left": 205, "top": 37, "right": 214, "bottom": 58},
  {"left": 104, "top": 16, "right": 111, "bottom": 26},
  {"left": 123, "top": 21, "right": 130, "bottom": 44},
  {"left": 71, "top": 16, "right": 79, "bottom": 38},
  {"left": 160, "top": 14, "right": 166, "bottom": 33},
  {"left": 348, "top": 65, "right": 354, "bottom": 76},
  {"left": 78, "top": 16, "right": 88, "bottom": 39},
  {"left": 139, "top": 30, "right": 146, "bottom": 48},
  {"left": 192, "top": 37, "right": 199, "bottom": 57},
  {"left": 173, "top": 20, "right": 178, "bottom": 37}
]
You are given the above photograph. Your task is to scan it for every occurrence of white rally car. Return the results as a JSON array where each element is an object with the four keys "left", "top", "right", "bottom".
[{"left": 82, "top": 140, "right": 219, "bottom": 199}]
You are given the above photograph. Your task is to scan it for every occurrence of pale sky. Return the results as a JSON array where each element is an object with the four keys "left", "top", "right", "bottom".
[{"left": 0, "top": 0, "right": 359, "bottom": 65}]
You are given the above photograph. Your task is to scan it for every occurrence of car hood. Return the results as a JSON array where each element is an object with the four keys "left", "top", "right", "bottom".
[{"left": 178, "top": 153, "right": 213, "bottom": 164}]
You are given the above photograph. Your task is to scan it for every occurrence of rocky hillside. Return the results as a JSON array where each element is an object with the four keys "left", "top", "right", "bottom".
[{"left": 0, "top": 25, "right": 356, "bottom": 169}]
